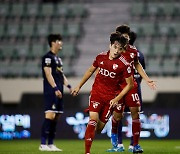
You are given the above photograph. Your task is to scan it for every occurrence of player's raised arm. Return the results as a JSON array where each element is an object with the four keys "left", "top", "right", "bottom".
[
  {"left": 134, "top": 61, "right": 156, "bottom": 90},
  {"left": 71, "top": 65, "right": 97, "bottom": 96}
]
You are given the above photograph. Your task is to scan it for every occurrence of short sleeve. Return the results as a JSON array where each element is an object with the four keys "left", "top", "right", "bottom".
[
  {"left": 42, "top": 55, "right": 53, "bottom": 68},
  {"left": 92, "top": 55, "right": 99, "bottom": 68},
  {"left": 123, "top": 64, "right": 132, "bottom": 79}
]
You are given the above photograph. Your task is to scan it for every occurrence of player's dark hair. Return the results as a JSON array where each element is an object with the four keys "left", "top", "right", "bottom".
[
  {"left": 119, "top": 35, "right": 129, "bottom": 49},
  {"left": 110, "top": 32, "right": 121, "bottom": 45},
  {"left": 110, "top": 32, "right": 128, "bottom": 49},
  {"left": 116, "top": 24, "right": 130, "bottom": 35},
  {"left": 48, "top": 34, "right": 62, "bottom": 47},
  {"left": 129, "top": 31, "right": 137, "bottom": 45}
]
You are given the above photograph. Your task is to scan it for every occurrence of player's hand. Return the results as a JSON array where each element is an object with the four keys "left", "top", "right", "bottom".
[
  {"left": 71, "top": 87, "right": 80, "bottom": 96},
  {"left": 68, "top": 87, "right": 73, "bottom": 94},
  {"left": 109, "top": 98, "right": 118, "bottom": 109},
  {"left": 146, "top": 80, "right": 157, "bottom": 90},
  {"left": 55, "top": 90, "right": 62, "bottom": 98}
]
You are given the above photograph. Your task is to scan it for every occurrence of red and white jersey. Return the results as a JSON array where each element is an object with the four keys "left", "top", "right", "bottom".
[
  {"left": 120, "top": 44, "right": 138, "bottom": 89},
  {"left": 91, "top": 51, "right": 131, "bottom": 96}
]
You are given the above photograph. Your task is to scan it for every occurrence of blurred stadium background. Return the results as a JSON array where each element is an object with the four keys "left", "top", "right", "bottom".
[{"left": 0, "top": 0, "right": 180, "bottom": 141}]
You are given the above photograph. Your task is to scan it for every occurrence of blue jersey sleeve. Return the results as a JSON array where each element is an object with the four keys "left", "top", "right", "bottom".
[{"left": 42, "top": 54, "right": 53, "bottom": 68}]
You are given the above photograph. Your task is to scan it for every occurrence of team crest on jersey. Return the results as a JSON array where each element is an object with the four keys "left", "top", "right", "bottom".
[
  {"left": 92, "top": 101, "right": 100, "bottom": 109},
  {"left": 127, "top": 66, "right": 131, "bottom": 73},
  {"left": 113, "top": 64, "right": 118, "bottom": 70},
  {"left": 100, "top": 61, "right": 104, "bottom": 65},
  {"left": 130, "top": 53, "right": 134, "bottom": 58},
  {"left": 52, "top": 104, "right": 56, "bottom": 110},
  {"left": 45, "top": 58, "right": 51, "bottom": 65}
]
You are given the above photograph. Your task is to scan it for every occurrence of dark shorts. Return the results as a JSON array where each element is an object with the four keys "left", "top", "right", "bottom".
[{"left": 44, "top": 93, "right": 64, "bottom": 113}]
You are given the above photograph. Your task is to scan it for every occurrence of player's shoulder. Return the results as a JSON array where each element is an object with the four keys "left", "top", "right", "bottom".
[
  {"left": 128, "top": 44, "right": 137, "bottom": 53},
  {"left": 128, "top": 44, "right": 137, "bottom": 50},
  {"left": 98, "top": 51, "right": 108, "bottom": 56},
  {"left": 96, "top": 51, "right": 108, "bottom": 58},
  {"left": 138, "top": 50, "right": 144, "bottom": 57},
  {"left": 43, "top": 51, "right": 53, "bottom": 59}
]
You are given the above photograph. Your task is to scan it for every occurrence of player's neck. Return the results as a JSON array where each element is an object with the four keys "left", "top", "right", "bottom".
[
  {"left": 51, "top": 48, "right": 58, "bottom": 55},
  {"left": 109, "top": 55, "right": 113, "bottom": 60}
]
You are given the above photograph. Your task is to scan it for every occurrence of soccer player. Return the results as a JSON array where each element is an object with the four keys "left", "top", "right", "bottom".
[
  {"left": 71, "top": 32, "right": 134, "bottom": 154},
  {"left": 107, "top": 25, "right": 156, "bottom": 153},
  {"left": 39, "top": 34, "right": 72, "bottom": 151},
  {"left": 117, "top": 31, "right": 146, "bottom": 152}
]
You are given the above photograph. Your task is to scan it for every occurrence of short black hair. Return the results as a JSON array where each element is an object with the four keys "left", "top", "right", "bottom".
[
  {"left": 116, "top": 24, "right": 130, "bottom": 35},
  {"left": 110, "top": 32, "right": 128, "bottom": 48},
  {"left": 110, "top": 32, "right": 121, "bottom": 45},
  {"left": 129, "top": 31, "right": 137, "bottom": 45},
  {"left": 48, "top": 34, "right": 62, "bottom": 47}
]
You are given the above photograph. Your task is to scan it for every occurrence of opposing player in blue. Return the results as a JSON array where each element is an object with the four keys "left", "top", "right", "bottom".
[
  {"left": 39, "top": 34, "right": 72, "bottom": 151},
  {"left": 107, "top": 30, "right": 146, "bottom": 153}
]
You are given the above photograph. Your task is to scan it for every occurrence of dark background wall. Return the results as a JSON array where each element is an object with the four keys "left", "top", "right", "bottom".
[{"left": 0, "top": 92, "right": 180, "bottom": 140}]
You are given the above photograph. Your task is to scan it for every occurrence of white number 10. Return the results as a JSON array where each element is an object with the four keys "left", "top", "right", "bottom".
[{"left": 131, "top": 93, "right": 139, "bottom": 101}]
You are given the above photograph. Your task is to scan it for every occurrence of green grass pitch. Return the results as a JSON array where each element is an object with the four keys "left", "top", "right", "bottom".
[{"left": 0, "top": 139, "right": 180, "bottom": 154}]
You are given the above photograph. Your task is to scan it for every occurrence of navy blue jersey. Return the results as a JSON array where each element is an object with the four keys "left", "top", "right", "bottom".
[
  {"left": 42, "top": 51, "right": 64, "bottom": 94},
  {"left": 134, "top": 50, "right": 146, "bottom": 84}
]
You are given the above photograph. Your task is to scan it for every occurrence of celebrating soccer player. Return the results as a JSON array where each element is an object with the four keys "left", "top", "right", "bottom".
[{"left": 72, "top": 32, "right": 134, "bottom": 154}]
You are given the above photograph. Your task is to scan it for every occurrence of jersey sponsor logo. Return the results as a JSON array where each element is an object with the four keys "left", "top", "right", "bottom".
[
  {"left": 130, "top": 53, "right": 134, "bottom": 58},
  {"left": 56, "top": 66, "right": 63, "bottom": 72},
  {"left": 99, "top": 68, "right": 116, "bottom": 78},
  {"left": 91, "top": 101, "right": 100, "bottom": 109},
  {"left": 100, "top": 61, "right": 104, "bottom": 65},
  {"left": 113, "top": 64, "right": 118, "bottom": 70},
  {"left": 45, "top": 58, "right": 51, "bottom": 65}
]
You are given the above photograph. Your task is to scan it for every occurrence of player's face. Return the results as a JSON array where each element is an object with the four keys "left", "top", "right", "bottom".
[
  {"left": 55, "top": 40, "right": 63, "bottom": 50},
  {"left": 109, "top": 41, "right": 124, "bottom": 59},
  {"left": 122, "top": 33, "right": 130, "bottom": 42}
]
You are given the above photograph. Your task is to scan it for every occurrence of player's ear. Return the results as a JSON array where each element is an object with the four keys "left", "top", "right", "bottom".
[{"left": 109, "top": 44, "right": 112, "bottom": 49}]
